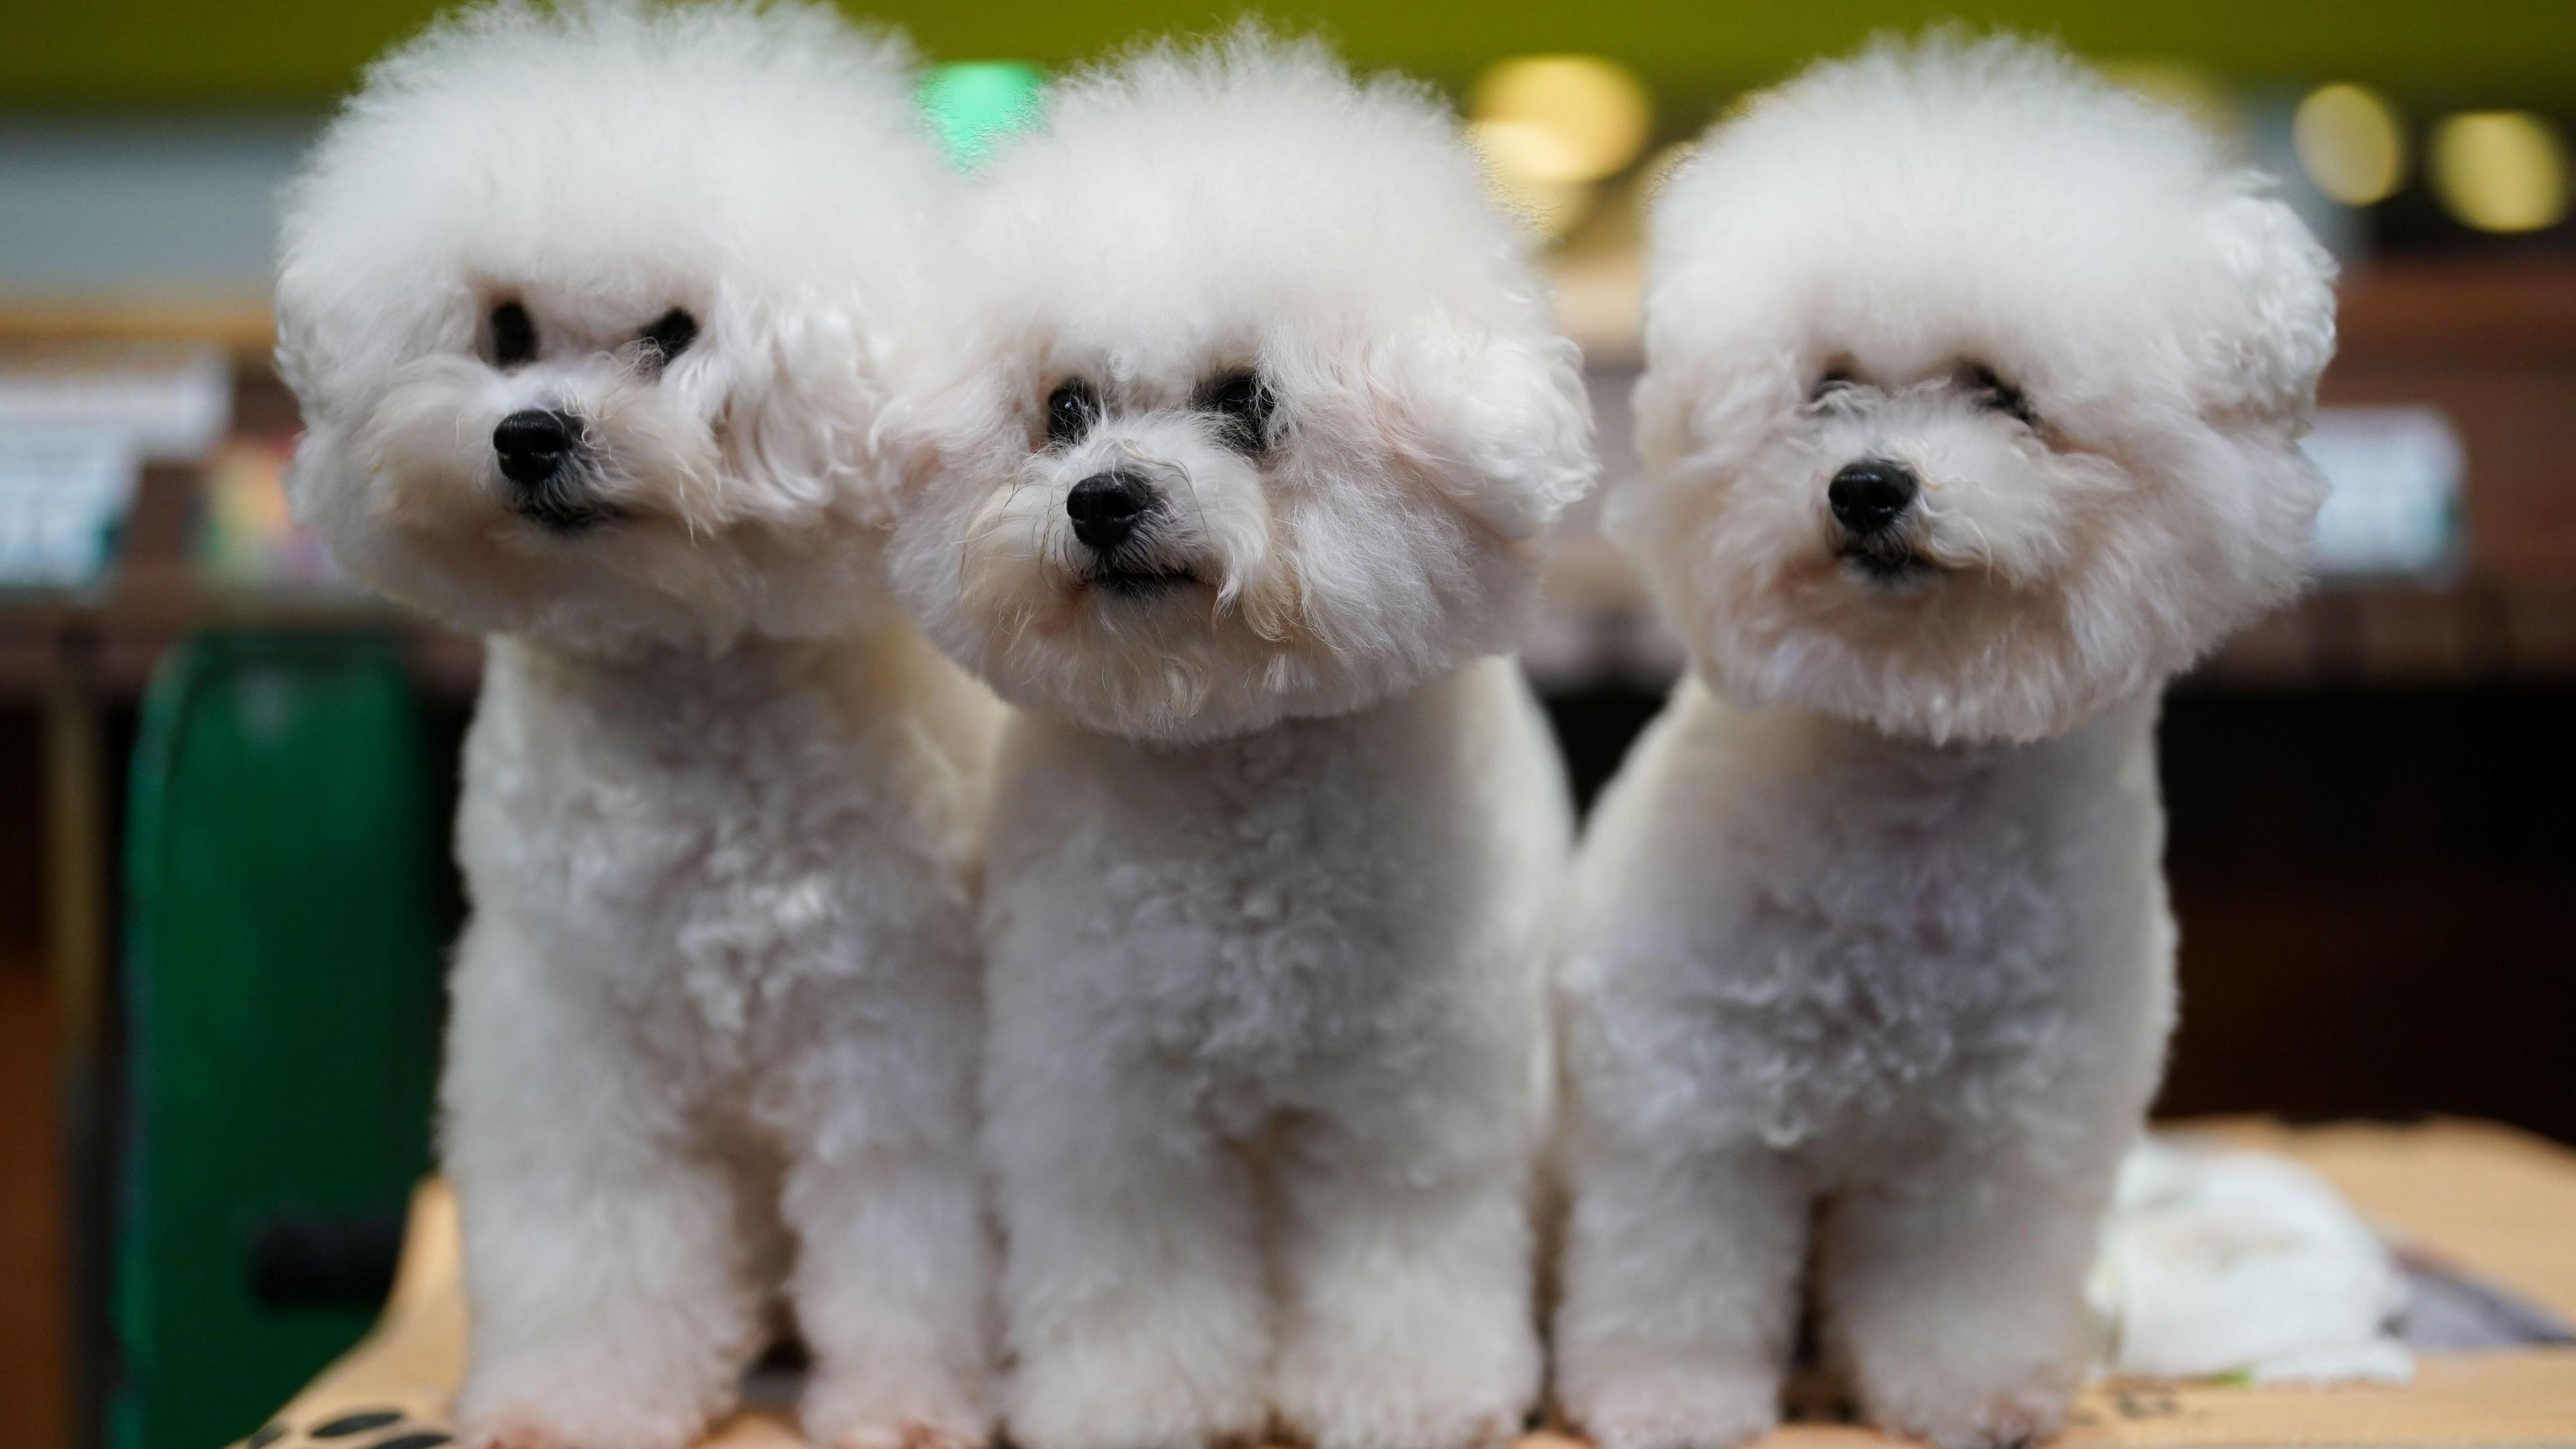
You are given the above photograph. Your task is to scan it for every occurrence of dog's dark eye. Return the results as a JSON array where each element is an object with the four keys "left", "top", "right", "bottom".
[
  {"left": 490, "top": 301, "right": 537, "bottom": 368},
  {"left": 1199, "top": 369, "right": 1273, "bottom": 455},
  {"left": 1967, "top": 364, "right": 2038, "bottom": 427},
  {"left": 639, "top": 308, "right": 698, "bottom": 370},
  {"left": 1811, "top": 369, "right": 1856, "bottom": 402},
  {"left": 1045, "top": 380, "right": 1100, "bottom": 449}
]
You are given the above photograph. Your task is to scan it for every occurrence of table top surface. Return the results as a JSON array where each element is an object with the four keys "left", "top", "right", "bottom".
[{"left": 233, "top": 1117, "right": 2576, "bottom": 1449}]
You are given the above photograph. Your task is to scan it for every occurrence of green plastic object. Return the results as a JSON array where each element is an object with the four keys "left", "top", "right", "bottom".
[
  {"left": 918, "top": 60, "right": 1044, "bottom": 170},
  {"left": 111, "top": 633, "right": 447, "bottom": 1449}
]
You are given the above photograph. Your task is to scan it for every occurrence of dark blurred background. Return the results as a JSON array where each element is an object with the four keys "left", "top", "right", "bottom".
[{"left": 2, "top": 5, "right": 2572, "bottom": 1449}]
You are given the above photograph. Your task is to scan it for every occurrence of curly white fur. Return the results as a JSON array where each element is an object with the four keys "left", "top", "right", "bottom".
[
  {"left": 885, "top": 29, "right": 1593, "bottom": 747},
  {"left": 885, "top": 32, "right": 1595, "bottom": 1449},
  {"left": 273, "top": 6, "right": 996, "bottom": 1448},
  {"left": 1556, "top": 33, "right": 2334, "bottom": 1449}
]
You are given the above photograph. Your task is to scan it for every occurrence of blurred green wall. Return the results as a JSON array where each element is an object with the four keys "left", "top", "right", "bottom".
[{"left": 7, "top": 0, "right": 2573, "bottom": 109}]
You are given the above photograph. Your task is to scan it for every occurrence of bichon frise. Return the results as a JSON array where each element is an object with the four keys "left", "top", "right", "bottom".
[
  {"left": 274, "top": 5, "right": 994, "bottom": 1448},
  {"left": 1554, "top": 34, "right": 2336, "bottom": 1449},
  {"left": 884, "top": 32, "right": 1595, "bottom": 1449}
]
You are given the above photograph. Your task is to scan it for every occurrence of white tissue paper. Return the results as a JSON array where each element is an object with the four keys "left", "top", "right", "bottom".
[{"left": 2086, "top": 1137, "right": 2413, "bottom": 1385}]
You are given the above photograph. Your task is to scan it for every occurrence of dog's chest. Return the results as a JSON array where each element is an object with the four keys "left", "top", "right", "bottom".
[
  {"left": 465, "top": 646, "right": 939, "bottom": 1067},
  {"left": 1013, "top": 721, "right": 1465, "bottom": 1112},
  {"left": 1692, "top": 754, "right": 2086, "bottom": 1142}
]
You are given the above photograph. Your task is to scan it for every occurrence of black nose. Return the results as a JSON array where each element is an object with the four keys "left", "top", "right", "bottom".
[
  {"left": 1828, "top": 460, "right": 1918, "bottom": 537},
  {"left": 492, "top": 409, "right": 579, "bottom": 488},
  {"left": 1066, "top": 470, "right": 1157, "bottom": 551}
]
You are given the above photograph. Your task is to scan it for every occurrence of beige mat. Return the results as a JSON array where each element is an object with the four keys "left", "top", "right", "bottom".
[{"left": 233, "top": 1118, "right": 2576, "bottom": 1449}]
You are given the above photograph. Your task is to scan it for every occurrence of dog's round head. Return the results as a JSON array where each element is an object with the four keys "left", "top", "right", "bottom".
[
  {"left": 275, "top": 0, "right": 948, "bottom": 651},
  {"left": 1630, "top": 33, "right": 2337, "bottom": 745},
  {"left": 886, "top": 31, "right": 1594, "bottom": 742}
]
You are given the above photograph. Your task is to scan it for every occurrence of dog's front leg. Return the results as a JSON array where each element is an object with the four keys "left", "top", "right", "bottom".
[
  {"left": 789, "top": 1139, "right": 993, "bottom": 1449},
  {"left": 784, "top": 939, "right": 993, "bottom": 1449},
  {"left": 1271, "top": 1109, "right": 1541, "bottom": 1449},
  {"left": 1817, "top": 1134, "right": 2118, "bottom": 1449},
  {"left": 989, "top": 1055, "right": 1268, "bottom": 1449},
  {"left": 443, "top": 933, "right": 766, "bottom": 1449},
  {"left": 1552, "top": 1140, "right": 1806, "bottom": 1449}
]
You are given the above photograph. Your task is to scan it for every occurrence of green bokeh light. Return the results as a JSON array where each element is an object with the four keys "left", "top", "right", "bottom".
[{"left": 920, "top": 60, "right": 1046, "bottom": 170}]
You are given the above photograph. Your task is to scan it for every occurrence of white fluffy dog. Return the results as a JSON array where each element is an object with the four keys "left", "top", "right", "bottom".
[
  {"left": 274, "top": 6, "right": 994, "bottom": 1448},
  {"left": 884, "top": 33, "right": 1595, "bottom": 1449},
  {"left": 1554, "top": 34, "right": 2336, "bottom": 1449}
]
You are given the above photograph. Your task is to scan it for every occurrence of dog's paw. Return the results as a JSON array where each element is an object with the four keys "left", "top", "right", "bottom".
[
  {"left": 458, "top": 1421, "right": 583, "bottom": 1449},
  {"left": 458, "top": 1363, "right": 724, "bottom": 1449},
  {"left": 1558, "top": 1356, "right": 1780, "bottom": 1449},
  {"left": 1845, "top": 1322, "right": 2081, "bottom": 1449},
  {"left": 458, "top": 1406, "right": 700, "bottom": 1449},
  {"left": 1870, "top": 1389, "right": 2070, "bottom": 1449},
  {"left": 806, "top": 1367, "right": 991, "bottom": 1449},
  {"left": 1005, "top": 1330, "right": 1264, "bottom": 1449},
  {"left": 1863, "top": 1382, "right": 2072, "bottom": 1449},
  {"left": 1273, "top": 1326, "right": 1536, "bottom": 1449},
  {"left": 1276, "top": 1395, "right": 1518, "bottom": 1449},
  {"left": 818, "top": 1419, "right": 988, "bottom": 1449}
]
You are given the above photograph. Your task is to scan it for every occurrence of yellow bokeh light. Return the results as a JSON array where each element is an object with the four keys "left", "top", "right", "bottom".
[
  {"left": 1470, "top": 117, "right": 1593, "bottom": 187},
  {"left": 1470, "top": 126, "right": 1598, "bottom": 238},
  {"left": 2295, "top": 83, "right": 2408, "bottom": 206},
  {"left": 1470, "top": 54, "right": 1652, "bottom": 185},
  {"left": 2432, "top": 111, "right": 2571, "bottom": 233}
]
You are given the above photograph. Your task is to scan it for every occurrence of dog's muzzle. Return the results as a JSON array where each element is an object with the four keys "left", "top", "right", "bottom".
[
  {"left": 1066, "top": 468, "right": 1197, "bottom": 597},
  {"left": 1828, "top": 459, "right": 1917, "bottom": 537},
  {"left": 494, "top": 409, "right": 578, "bottom": 488},
  {"left": 1830, "top": 458, "right": 1935, "bottom": 584},
  {"left": 1067, "top": 468, "right": 1156, "bottom": 551},
  {"left": 492, "top": 409, "right": 612, "bottom": 533}
]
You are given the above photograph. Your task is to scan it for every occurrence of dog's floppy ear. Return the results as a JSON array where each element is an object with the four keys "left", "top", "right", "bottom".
[
  {"left": 717, "top": 289, "right": 902, "bottom": 528},
  {"left": 2192, "top": 191, "right": 2338, "bottom": 423},
  {"left": 1368, "top": 307, "right": 1597, "bottom": 540},
  {"left": 280, "top": 417, "right": 359, "bottom": 537},
  {"left": 867, "top": 311, "right": 1021, "bottom": 517},
  {"left": 271, "top": 270, "right": 405, "bottom": 552},
  {"left": 1617, "top": 305, "right": 1799, "bottom": 545},
  {"left": 272, "top": 304, "right": 347, "bottom": 525}
]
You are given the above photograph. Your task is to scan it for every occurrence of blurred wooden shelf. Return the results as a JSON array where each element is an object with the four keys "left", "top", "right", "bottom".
[
  {"left": 0, "top": 458, "right": 480, "bottom": 706},
  {"left": 0, "top": 294, "right": 276, "bottom": 357},
  {"left": 2332, "top": 258, "right": 2576, "bottom": 372}
]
